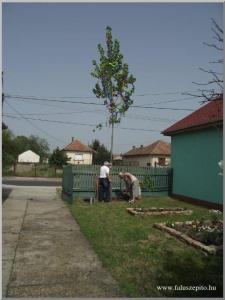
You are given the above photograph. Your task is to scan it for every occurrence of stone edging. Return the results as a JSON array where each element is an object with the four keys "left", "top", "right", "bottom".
[
  {"left": 154, "top": 221, "right": 222, "bottom": 255},
  {"left": 126, "top": 207, "right": 193, "bottom": 216}
]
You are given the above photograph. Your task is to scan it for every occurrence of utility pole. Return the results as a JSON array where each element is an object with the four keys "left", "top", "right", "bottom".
[
  {"left": 2, "top": 71, "right": 7, "bottom": 129},
  {"left": 2, "top": 71, "right": 4, "bottom": 109}
]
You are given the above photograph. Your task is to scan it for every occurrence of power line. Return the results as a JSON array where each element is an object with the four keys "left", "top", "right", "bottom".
[
  {"left": 148, "top": 96, "right": 195, "bottom": 105},
  {"left": 126, "top": 113, "right": 177, "bottom": 122},
  {"left": 4, "top": 114, "right": 162, "bottom": 132},
  {"left": 5, "top": 111, "right": 177, "bottom": 123},
  {"left": 5, "top": 95, "right": 103, "bottom": 106},
  {"left": 4, "top": 97, "right": 74, "bottom": 109},
  {"left": 3, "top": 109, "right": 104, "bottom": 116},
  {"left": 131, "top": 105, "right": 194, "bottom": 111},
  {"left": 5, "top": 89, "right": 201, "bottom": 98},
  {"left": 5, "top": 95, "right": 195, "bottom": 111},
  {"left": 4, "top": 102, "right": 67, "bottom": 144}
]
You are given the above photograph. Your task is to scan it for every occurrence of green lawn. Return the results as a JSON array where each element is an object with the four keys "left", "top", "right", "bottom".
[{"left": 68, "top": 197, "right": 223, "bottom": 297}]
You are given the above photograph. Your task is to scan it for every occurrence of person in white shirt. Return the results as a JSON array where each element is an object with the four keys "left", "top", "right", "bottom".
[
  {"left": 118, "top": 172, "right": 141, "bottom": 203},
  {"left": 99, "top": 161, "right": 111, "bottom": 202}
]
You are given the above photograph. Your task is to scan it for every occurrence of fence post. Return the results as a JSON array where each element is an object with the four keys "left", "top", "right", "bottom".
[{"left": 168, "top": 168, "right": 173, "bottom": 196}]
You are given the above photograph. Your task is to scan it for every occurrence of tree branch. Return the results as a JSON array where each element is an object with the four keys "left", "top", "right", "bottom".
[
  {"left": 211, "top": 18, "right": 223, "bottom": 34},
  {"left": 209, "top": 59, "right": 223, "bottom": 64},
  {"left": 198, "top": 67, "right": 223, "bottom": 76},
  {"left": 203, "top": 42, "right": 223, "bottom": 51}
]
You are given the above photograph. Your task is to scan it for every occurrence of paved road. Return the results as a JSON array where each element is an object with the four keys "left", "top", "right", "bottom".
[
  {"left": 2, "top": 186, "right": 123, "bottom": 298},
  {"left": 3, "top": 177, "right": 62, "bottom": 187}
]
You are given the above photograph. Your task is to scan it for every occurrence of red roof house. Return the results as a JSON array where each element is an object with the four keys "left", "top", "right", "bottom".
[
  {"left": 122, "top": 140, "right": 171, "bottom": 167},
  {"left": 63, "top": 138, "right": 93, "bottom": 165}
]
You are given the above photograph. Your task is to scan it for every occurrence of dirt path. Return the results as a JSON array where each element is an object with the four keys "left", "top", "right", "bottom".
[{"left": 3, "top": 186, "right": 123, "bottom": 297}]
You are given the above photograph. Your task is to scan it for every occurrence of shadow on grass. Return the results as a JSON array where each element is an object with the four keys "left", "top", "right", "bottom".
[{"left": 154, "top": 249, "right": 223, "bottom": 297}]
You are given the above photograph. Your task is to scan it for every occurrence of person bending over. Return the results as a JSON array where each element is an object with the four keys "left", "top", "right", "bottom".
[{"left": 118, "top": 172, "right": 141, "bottom": 203}]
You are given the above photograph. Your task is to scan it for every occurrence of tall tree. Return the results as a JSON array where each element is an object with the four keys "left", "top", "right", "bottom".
[
  {"left": 49, "top": 147, "right": 70, "bottom": 174},
  {"left": 89, "top": 139, "right": 110, "bottom": 165},
  {"left": 28, "top": 135, "right": 50, "bottom": 162},
  {"left": 13, "top": 134, "right": 50, "bottom": 162},
  {"left": 3, "top": 130, "right": 50, "bottom": 166},
  {"left": 91, "top": 26, "right": 136, "bottom": 162},
  {"left": 2, "top": 129, "right": 17, "bottom": 167},
  {"left": 14, "top": 135, "right": 30, "bottom": 155}
]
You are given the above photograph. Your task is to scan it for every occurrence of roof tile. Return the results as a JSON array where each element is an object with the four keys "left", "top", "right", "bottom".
[
  {"left": 162, "top": 95, "right": 223, "bottom": 135},
  {"left": 63, "top": 139, "right": 93, "bottom": 152},
  {"left": 123, "top": 140, "right": 171, "bottom": 157}
]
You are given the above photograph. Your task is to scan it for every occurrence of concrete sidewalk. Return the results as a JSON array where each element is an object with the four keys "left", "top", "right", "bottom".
[{"left": 2, "top": 186, "right": 123, "bottom": 297}]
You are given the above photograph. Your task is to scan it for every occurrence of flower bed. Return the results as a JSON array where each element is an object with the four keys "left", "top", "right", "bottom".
[
  {"left": 154, "top": 219, "right": 223, "bottom": 255},
  {"left": 126, "top": 207, "right": 193, "bottom": 216}
]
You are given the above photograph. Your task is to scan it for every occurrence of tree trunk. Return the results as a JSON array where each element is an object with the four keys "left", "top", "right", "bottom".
[
  {"left": 109, "top": 120, "right": 114, "bottom": 201},
  {"left": 110, "top": 120, "right": 114, "bottom": 164}
]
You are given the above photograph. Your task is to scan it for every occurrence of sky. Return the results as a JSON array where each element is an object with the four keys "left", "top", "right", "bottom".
[{"left": 2, "top": 2, "right": 223, "bottom": 154}]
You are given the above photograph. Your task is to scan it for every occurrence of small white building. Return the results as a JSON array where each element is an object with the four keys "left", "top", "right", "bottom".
[
  {"left": 62, "top": 138, "right": 93, "bottom": 165},
  {"left": 18, "top": 150, "right": 40, "bottom": 163}
]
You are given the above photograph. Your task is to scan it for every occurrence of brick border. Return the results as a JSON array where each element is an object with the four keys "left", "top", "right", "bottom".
[{"left": 154, "top": 221, "right": 223, "bottom": 255}]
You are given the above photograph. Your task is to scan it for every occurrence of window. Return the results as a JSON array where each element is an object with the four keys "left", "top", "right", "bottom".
[
  {"left": 147, "top": 163, "right": 151, "bottom": 166},
  {"left": 158, "top": 157, "right": 165, "bottom": 166},
  {"left": 75, "top": 154, "right": 83, "bottom": 161}
]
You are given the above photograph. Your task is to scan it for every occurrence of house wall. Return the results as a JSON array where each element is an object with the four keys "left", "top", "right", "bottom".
[
  {"left": 171, "top": 126, "right": 223, "bottom": 205},
  {"left": 65, "top": 151, "right": 92, "bottom": 165},
  {"left": 123, "top": 155, "right": 170, "bottom": 167},
  {"left": 18, "top": 151, "right": 40, "bottom": 163}
]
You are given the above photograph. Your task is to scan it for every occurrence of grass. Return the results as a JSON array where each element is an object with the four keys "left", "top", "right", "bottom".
[{"left": 68, "top": 197, "right": 223, "bottom": 297}]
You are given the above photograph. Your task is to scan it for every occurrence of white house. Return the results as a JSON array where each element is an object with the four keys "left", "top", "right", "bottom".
[
  {"left": 18, "top": 150, "right": 40, "bottom": 163},
  {"left": 122, "top": 140, "right": 171, "bottom": 167},
  {"left": 62, "top": 138, "right": 93, "bottom": 165}
]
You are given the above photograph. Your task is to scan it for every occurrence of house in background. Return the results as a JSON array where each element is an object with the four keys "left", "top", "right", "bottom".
[
  {"left": 18, "top": 150, "right": 40, "bottom": 163},
  {"left": 112, "top": 153, "right": 123, "bottom": 166},
  {"left": 122, "top": 140, "right": 171, "bottom": 167},
  {"left": 162, "top": 95, "right": 223, "bottom": 209},
  {"left": 62, "top": 138, "right": 93, "bottom": 165}
]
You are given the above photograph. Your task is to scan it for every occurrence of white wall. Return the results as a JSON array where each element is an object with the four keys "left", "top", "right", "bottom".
[
  {"left": 18, "top": 150, "right": 40, "bottom": 163},
  {"left": 123, "top": 155, "right": 171, "bottom": 167},
  {"left": 65, "top": 151, "right": 93, "bottom": 165}
]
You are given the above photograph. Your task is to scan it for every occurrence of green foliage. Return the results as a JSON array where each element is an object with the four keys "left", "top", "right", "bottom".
[
  {"left": 26, "top": 135, "right": 49, "bottom": 161},
  {"left": 140, "top": 175, "right": 154, "bottom": 191},
  {"left": 14, "top": 134, "right": 49, "bottom": 162},
  {"left": 91, "top": 26, "right": 136, "bottom": 126},
  {"left": 209, "top": 211, "right": 221, "bottom": 224},
  {"left": 2, "top": 129, "right": 50, "bottom": 166},
  {"left": 89, "top": 139, "right": 110, "bottom": 165},
  {"left": 49, "top": 147, "right": 70, "bottom": 169},
  {"left": 2, "top": 129, "right": 17, "bottom": 166},
  {"left": 196, "top": 230, "right": 223, "bottom": 246}
]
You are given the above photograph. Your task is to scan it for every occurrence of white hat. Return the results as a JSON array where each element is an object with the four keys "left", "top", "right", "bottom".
[{"left": 104, "top": 161, "right": 109, "bottom": 166}]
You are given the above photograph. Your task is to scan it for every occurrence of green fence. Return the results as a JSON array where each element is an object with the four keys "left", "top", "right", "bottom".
[{"left": 62, "top": 164, "right": 172, "bottom": 201}]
